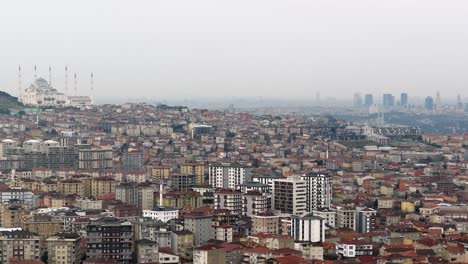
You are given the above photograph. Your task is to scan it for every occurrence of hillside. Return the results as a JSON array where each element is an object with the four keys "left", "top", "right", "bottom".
[{"left": 0, "top": 90, "right": 24, "bottom": 114}]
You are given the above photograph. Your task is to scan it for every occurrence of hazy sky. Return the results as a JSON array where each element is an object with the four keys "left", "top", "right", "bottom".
[{"left": 1, "top": 0, "right": 468, "bottom": 101}]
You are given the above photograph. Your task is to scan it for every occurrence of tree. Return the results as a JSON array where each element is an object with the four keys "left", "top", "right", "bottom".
[
  {"left": 373, "top": 199, "right": 378, "bottom": 209},
  {"left": 41, "top": 251, "right": 48, "bottom": 263},
  {"left": 226, "top": 131, "right": 236, "bottom": 138},
  {"left": 252, "top": 158, "right": 260, "bottom": 168}
]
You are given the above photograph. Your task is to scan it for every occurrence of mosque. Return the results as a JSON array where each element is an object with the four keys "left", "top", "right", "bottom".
[{"left": 18, "top": 66, "right": 93, "bottom": 107}]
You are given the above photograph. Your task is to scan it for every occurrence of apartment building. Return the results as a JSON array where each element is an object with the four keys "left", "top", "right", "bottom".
[
  {"left": 90, "top": 177, "right": 117, "bottom": 197},
  {"left": 290, "top": 213, "right": 325, "bottom": 243},
  {"left": 58, "top": 179, "right": 85, "bottom": 196},
  {"left": 86, "top": 218, "right": 133, "bottom": 264},
  {"left": 180, "top": 162, "right": 205, "bottom": 185},
  {"left": 208, "top": 163, "right": 250, "bottom": 189},
  {"left": 333, "top": 206, "right": 357, "bottom": 231},
  {"left": 78, "top": 148, "right": 113, "bottom": 170},
  {"left": 136, "top": 239, "right": 159, "bottom": 264},
  {"left": 242, "top": 191, "right": 268, "bottom": 217},
  {"left": 214, "top": 189, "right": 242, "bottom": 215},
  {"left": 251, "top": 213, "right": 280, "bottom": 235},
  {"left": 116, "top": 182, "right": 155, "bottom": 210},
  {"left": 0, "top": 230, "right": 42, "bottom": 263},
  {"left": 184, "top": 214, "right": 214, "bottom": 246},
  {"left": 301, "top": 173, "right": 333, "bottom": 211},
  {"left": 272, "top": 176, "right": 306, "bottom": 215},
  {"left": 47, "top": 232, "right": 82, "bottom": 264},
  {"left": 357, "top": 207, "right": 377, "bottom": 234}
]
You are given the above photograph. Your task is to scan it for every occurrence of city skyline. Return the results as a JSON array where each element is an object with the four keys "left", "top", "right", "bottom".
[{"left": 2, "top": 0, "right": 468, "bottom": 99}]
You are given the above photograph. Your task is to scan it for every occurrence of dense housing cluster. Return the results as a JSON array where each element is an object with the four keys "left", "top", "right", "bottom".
[{"left": 0, "top": 103, "right": 467, "bottom": 264}]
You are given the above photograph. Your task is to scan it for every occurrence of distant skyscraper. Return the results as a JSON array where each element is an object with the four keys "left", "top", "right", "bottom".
[
  {"left": 400, "top": 93, "right": 408, "bottom": 106},
  {"left": 353, "top": 93, "right": 363, "bottom": 108},
  {"left": 436, "top": 91, "right": 442, "bottom": 109},
  {"left": 457, "top": 94, "right": 463, "bottom": 111},
  {"left": 425, "top": 96, "right": 434, "bottom": 110},
  {"left": 383, "top": 94, "right": 395, "bottom": 107},
  {"left": 364, "top": 94, "right": 373, "bottom": 107}
]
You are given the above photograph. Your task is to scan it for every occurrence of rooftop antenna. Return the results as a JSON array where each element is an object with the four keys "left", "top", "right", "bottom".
[
  {"left": 74, "top": 73, "right": 77, "bottom": 96},
  {"left": 18, "top": 65, "right": 22, "bottom": 98},
  {"left": 65, "top": 66, "right": 68, "bottom": 92},
  {"left": 49, "top": 66, "right": 52, "bottom": 86}
]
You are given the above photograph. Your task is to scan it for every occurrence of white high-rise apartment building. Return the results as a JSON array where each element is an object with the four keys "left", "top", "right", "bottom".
[
  {"left": 301, "top": 173, "right": 333, "bottom": 211},
  {"left": 333, "top": 206, "right": 357, "bottom": 231},
  {"left": 290, "top": 213, "right": 325, "bottom": 243},
  {"left": 208, "top": 163, "right": 249, "bottom": 189},
  {"left": 272, "top": 175, "right": 306, "bottom": 215}
]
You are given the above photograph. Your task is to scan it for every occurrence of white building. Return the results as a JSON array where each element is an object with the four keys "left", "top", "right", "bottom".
[
  {"left": 301, "top": 173, "right": 333, "bottom": 211},
  {"left": 23, "top": 139, "right": 43, "bottom": 153},
  {"left": 76, "top": 199, "right": 103, "bottom": 210},
  {"left": 208, "top": 163, "right": 250, "bottom": 189},
  {"left": 0, "top": 139, "right": 18, "bottom": 158},
  {"left": 242, "top": 191, "right": 268, "bottom": 217},
  {"left": 312, "top": 208, "right": 337, "bottom": 228},
  {"left": 0, "top": 188, "right": 33, "bottom": 204},
  {"left": 272, "top": 175, "right": 307, "bottom": 215},
  {"left": 336, "top": 240, "right": 374, "bottom": 258},
  {"left": 143, "top": 207, "right": 179, "bottom": 222},
  {"left": 158, "top": 248, "right": 180, "bottom": 264},
  {"left": 333, "top": 206, "right": 357, "bottom": 231},
  {"left": 214, "top": 225, "right": 233, "bottom": 242},
  {"left": 290, "top": 213, "right": 325, "bottom": 243},
  {"left": 20, "top": 77, "right": 92, "bottom": 107},
  {"left": 78, "top": 148, "right": 113, "bottom": 170},
  {"left": 252, "top": 175, "right": 285, "bottom": 194},
  {"left": 357, "top": 207, "right": 377, "bottom": 234},
  {"left": 214, "top": 189, "right": 242, "bottom": 215}
]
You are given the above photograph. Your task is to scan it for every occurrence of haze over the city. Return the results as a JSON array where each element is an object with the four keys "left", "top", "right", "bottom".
[{"left": 2, "top": 0, "right": 468, "bottom": 101}]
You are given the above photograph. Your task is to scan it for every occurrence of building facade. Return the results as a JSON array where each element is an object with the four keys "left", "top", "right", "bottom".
[
  {"left": 301, "top": 173, "right": 332, "bottom": 211},
  {"left": 47, "top": 233, "right": 82, "bottom": 264},
  {"left": 86, "top": 218, "right": 133, "bottom": 264},
  {"left": 290, "top": 214, "right": 325, "bottom": 243},
  {"left": 208, "top": 164, "right": 250, "bottom": 189},
  {"left": 272, "top": 176, "right": 306, "bottom": 215}
]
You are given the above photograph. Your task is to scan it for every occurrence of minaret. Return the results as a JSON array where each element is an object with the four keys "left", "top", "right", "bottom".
[
  {"left": 49, "top": 66, "right": 52, "bottom": 86},
  {"left": 18, "top": 65, "right": 22, "bottom": 98},
  {"left": 159, "top": 184, "right": 163, "bottom": 206},
  {"left": 65, "top": 66, "right": 68, "bottom": 92},
  {"left": 90, "top": 72, "right": 94, "bottom": 104},
  {"left": 10, "top": 169, "right": 16, "bottom": 182},
  {"left": 34, "top": 65, "right": 37, "bottom": 81},
  {"left": 74, "top": 73, "right": 77, "bottom": 96}
]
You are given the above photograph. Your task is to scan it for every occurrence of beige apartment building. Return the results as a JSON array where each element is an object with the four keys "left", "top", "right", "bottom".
[
  {"left": 58, "top": 179, "right": 85, "bottom": 196},
  {"left": 46, "top": 233, "right": 82, "bottom": 264},
  {"left": 0, "top": 230, "right": 42, "bottom": 264},
  {"left": 251, "top": 212, "right": 280, "bottom": 234},
  {"left": 181, "top": 162, "right": 205, "bottom": 184},
  {"left": 90, "top": 176, "right": 117, "bottom": 197},
  {"left": 150, "top": 165, "right": 171, "bottom": 181}
]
